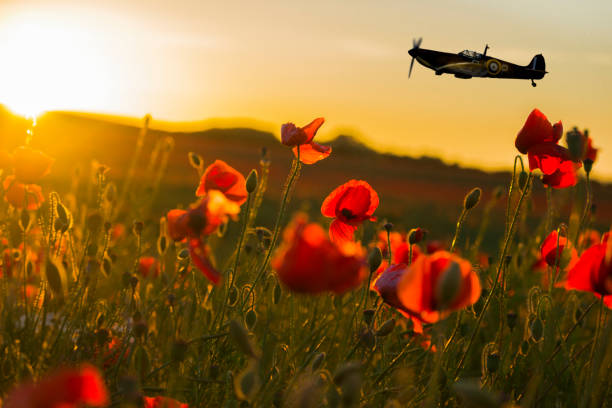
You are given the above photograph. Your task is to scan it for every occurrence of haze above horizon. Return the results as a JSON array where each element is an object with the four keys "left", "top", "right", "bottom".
[{"left": 1, "top": 0, "right": 611, "bottom": 179}]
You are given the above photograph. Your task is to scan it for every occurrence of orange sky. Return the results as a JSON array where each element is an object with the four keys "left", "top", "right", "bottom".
[{"left": 1, "top": 0, "right": 611, "bottom": 179}]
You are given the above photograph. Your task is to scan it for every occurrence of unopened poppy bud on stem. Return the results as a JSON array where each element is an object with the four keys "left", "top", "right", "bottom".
[
  {"left": 368, "top": 247, "right": 382, "bottom": 273},
  {"left": 408, "top": 228, "right": 425, "bottom": 244},
  {"left": 583, "top": 158, "right": 593, "bottom": 174},
  {"left": 463, "top": 187, "right": 482, "bottom": 210},
  {"left": 566, "top": 127, "right": 586, "bottom": 161},
  {"left": 246, "top": 169, "right": 258, "bottom": 193}
]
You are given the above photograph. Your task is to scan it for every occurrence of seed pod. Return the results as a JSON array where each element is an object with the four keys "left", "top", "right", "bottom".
[
  {"left": 383, "top": 222, "right": 393, "bottom": 232},
  {"left": 463, "top": 187, "right": 482, "bottom": 210},
  {"left": 132, "top": 221, "right": 144, "bottom": 236},
  {"left": 228, "top": 286, "right": 239, "bottom": 306},
  {"left": 375, "top": 318, "right": 396, "bottom": 337},
  {"left": 188, "top": 152, "right": 203, "bottom": 169},
  {"left": 273, "top": 281, "right": 282, "bottom": 305},
  {"left": 367, "top": 247, "right": 382, "bottom": 274},
  {"left": 529, "top": 317, "right": 544, "bottom": 342},
  {"left": 246, "top": 169, "right": 258, "bottom": 193},
  {"left": 583, "top": 158, "right": 593, "bottom": 174},
  {"left": 245, "top": 309, "right": 257, "bottom": 331},
  {"left": 486, "top": 351, "right": 500, "bottom": 374}
]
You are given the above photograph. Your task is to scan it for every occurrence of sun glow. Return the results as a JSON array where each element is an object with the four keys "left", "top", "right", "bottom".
[{"left": 0, "top": 10, "right": 114, "bottom": 118}]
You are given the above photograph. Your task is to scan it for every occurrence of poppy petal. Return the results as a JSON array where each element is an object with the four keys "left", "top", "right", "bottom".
[
  {"left": 302, "top": 117, "right": 325, "bottom": 143},
  {"left": 293, "top": 142, "right": 332, "bottom": 164},
  {"left": 188, "top": 238, "right": 221, "bottom": 284},
  {"left": 515, "top": 109, "right": 554, "bottom": 154},
  {"left": 329, "top": 219, "right": 357, "bottom": 242}
]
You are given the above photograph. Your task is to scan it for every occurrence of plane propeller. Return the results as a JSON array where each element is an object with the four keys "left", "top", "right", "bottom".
[{"left": 408, "top": 37, "right": 422, "bottom": 78}]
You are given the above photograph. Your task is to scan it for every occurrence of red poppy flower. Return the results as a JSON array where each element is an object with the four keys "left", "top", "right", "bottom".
[
  {"left": 5, "top": 364, "right": 108, "bottom": 408},
  {"left": 3, "top": 175, "right": 45, "bottom": 210},
  {"left": 166, "top": 191, "right": 240, "bottom": 284},
  {"left": 196, "top": 160, "right": 247, "bottom": 205},
  {"left": 11, "top": 146, "right": 54, "bottom": 184},
  {"left": 138, "top": 257, "right": 160, "bottom": 278},
  {"left": 567, "top": 241, "right": 612, "bottom": 308},
  {"left": 515, "top": 108, "right": 563, "bottom": 154},
  {"left": 540, "top": 230, "right": 577, "bottom": 268},
  {"left": 321, "top": 180, "right": 379, "bottom": 242},
  {"left": 375, "top": 251, "right": 481, "bottom": 328},
  {"left": 272, "top": 214, "right": 368, "bottom": 294},
  {"left": 527, "top": 142, "right": 581, "bottom": 189},
  {"left": 144, "top": 396, "right": 189, "bottom": 408},
  {"left": 281, "top": 118, "right": 331, "bottom": 164}
]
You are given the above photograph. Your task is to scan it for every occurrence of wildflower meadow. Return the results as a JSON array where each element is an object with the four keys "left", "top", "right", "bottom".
[{"left": 0, "top": 109, "right": 610, "bottom": 408}]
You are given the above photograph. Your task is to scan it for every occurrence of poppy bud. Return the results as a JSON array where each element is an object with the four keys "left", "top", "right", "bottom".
[
  {"left": 529, "top": 317, "right": 544, "bottom": 342},
  {"left": 485, "top": 351, "right": 500, "bottom": 374},
  {"left": 157, "top": 235, "right": 167, "bottom": 256},
  {"left": 19, "top": 210, "right": 32, "bottom": 231},
  {"left": 188, "top": 151, "right": 203, "bottom": 169},
  {"left": 177, "top": 248, "right": 190, "bottom": 261},
  {"left": 228, "top": 285, "right": 239, "bottom": 306},
  {"left": 273, "top": 282, "right": 282, "bottom": 305},
  {"left": 566, "top": 128, "right": 585, "bottom": 161},
  {"left": 408, "top": 228, "right": 425, "bottom": 244},
  {"left": 367, "top": 247, "right": 382, "bottom": 274},
  {"left": 463, "top": 187, "right": 482, "bottom": 210},
  {"left": 311, "top": 352, "right": 326, "bottom": 371},
  {"left": 101, "top": 256, "right": 112, "bottom": 277},
  {"left": 583, "top": 158, "right": 593, "bottom": 174},
  {"left": 234, "top": 361, "right": 261, "bottom": 402},
  {"left": 133, "top": 319, "right": 148, "bottom": 339},
  {"left": 506, "top": 311, "right": 518, "bottom": 330},
  {"left": 383, "top": 222, "right": 393, "bottom": 232},
  {"left": 362, "top": 309, "right": 375, "bottom": 326},
  {"left": 245, "top": 309, "right": 257, "bottom": 330},
  {"left": 246, "top": 169, "right": 258, "bottom": 193},
  {"left": 375, "top": 318, "right": 396, "bottom": 337},
  {"left": 434, "top": 261, "right": 463, "bottom": 310}
]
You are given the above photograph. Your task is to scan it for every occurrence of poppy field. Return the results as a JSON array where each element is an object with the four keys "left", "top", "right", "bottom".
[{"left": 0, "top": 108, "right": 611, "bottom": 407}]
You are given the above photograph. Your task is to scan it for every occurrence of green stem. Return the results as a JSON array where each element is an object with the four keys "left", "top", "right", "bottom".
[
  {"left": 576, "top": 172, "right": 592, "bottom": 247},
  {"left": 454, "top": 172, "right": 533, "bottom": 379},
  {"left": 241, "top": 147, "right": 302, "bottom": 309},
  {"left": 450, "top": 208, "right": 467, "bottom": 253}
]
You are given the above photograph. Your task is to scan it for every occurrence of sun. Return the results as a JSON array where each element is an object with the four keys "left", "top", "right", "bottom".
[{"left": 0, "top": 10, "right": 114, "bottom": 118}]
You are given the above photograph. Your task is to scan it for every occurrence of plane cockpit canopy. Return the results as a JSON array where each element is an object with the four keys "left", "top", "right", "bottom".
[{"left": 459, "top": 50, "right": 483, "bottom": 59}]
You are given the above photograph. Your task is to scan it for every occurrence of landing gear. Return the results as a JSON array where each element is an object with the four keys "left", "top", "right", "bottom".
[{"left": 531, "top": 79, "right": 537, "bottom": 87}]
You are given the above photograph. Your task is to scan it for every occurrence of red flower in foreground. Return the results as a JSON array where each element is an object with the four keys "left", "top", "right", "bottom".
[
  {"left": 566, "top": 240, "right": 612, "bottom": 308},
  {"left": 321, "top": 180, "right": 379, "bottom": 242},
  {"left": 374, "top": 251, "right": 481, "bottom": 332},
  {"left": 3, "top": 175, "right": 45, "bottom": 210},
  {"left": 144, "top": 396, "right": 189, "bottom": 408},
  {"left": 515, "top": 109, "right": 581, "bottom": 189},
  {"left": 138, "top": 257, "right": 160, "bottom": 278},
  {"left": 515, "top": 108, "right": 563, "bottom": 154},
  {"left": 540, "top": 230, "right": 577, "bottom": 268},
  {"left": 196, "top": 160, "right": 247, "bottom": 205},
  {"left": 272, "top": 214, "right": 368, "bottom": 294},
  {"left": 166, "top": 190, "right": 240, "bottom": 284},
  {"left": 5, "top": 364, "right": 108, "bottom": 408},
  {"left": 281, "top": 117, "right": 331, "bottom": 164},
  {"left": 527, "top": 143, "right": 581, "bottom": 189},
  {"left": 12, "top": 146, "right": 54, "bottom": 184}
]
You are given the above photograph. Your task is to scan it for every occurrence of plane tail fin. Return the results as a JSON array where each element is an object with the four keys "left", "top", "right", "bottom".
[{"left": 527, "top": 54, "right": 546, "bottom": 71}]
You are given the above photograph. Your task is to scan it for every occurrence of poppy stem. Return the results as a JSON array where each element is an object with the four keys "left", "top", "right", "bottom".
[
  {"left": 454, "top": 172, "right": 533, "bottom": 379},
  {"left": 576, "top": 172, "right": 592, "bottom": 247},
  {"left": 449, "top": 208, "right": 467, "bottom": 253},
  {"left": 386, "top": 230, "right": 392, "bottom": 265},
  {"left": 242, "top": 148, "right": 302, "bottom": 310},
  {"left": 587, "top": 296, "right": 604, "bottom": 377}
]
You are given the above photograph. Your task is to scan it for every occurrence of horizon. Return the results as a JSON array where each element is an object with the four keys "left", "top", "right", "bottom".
[{"left": 1, "top": 0, "right": 611, "bottom": 179}]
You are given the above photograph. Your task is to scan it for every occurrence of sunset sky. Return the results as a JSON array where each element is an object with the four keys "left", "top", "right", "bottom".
[{"left": 1, "top": 0, "right": 611, "bottom": 179}]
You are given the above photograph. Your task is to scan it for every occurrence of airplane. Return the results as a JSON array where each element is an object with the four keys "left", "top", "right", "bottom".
[{"left": 407, "top": 38, "right": 547, "bottom": 87}]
